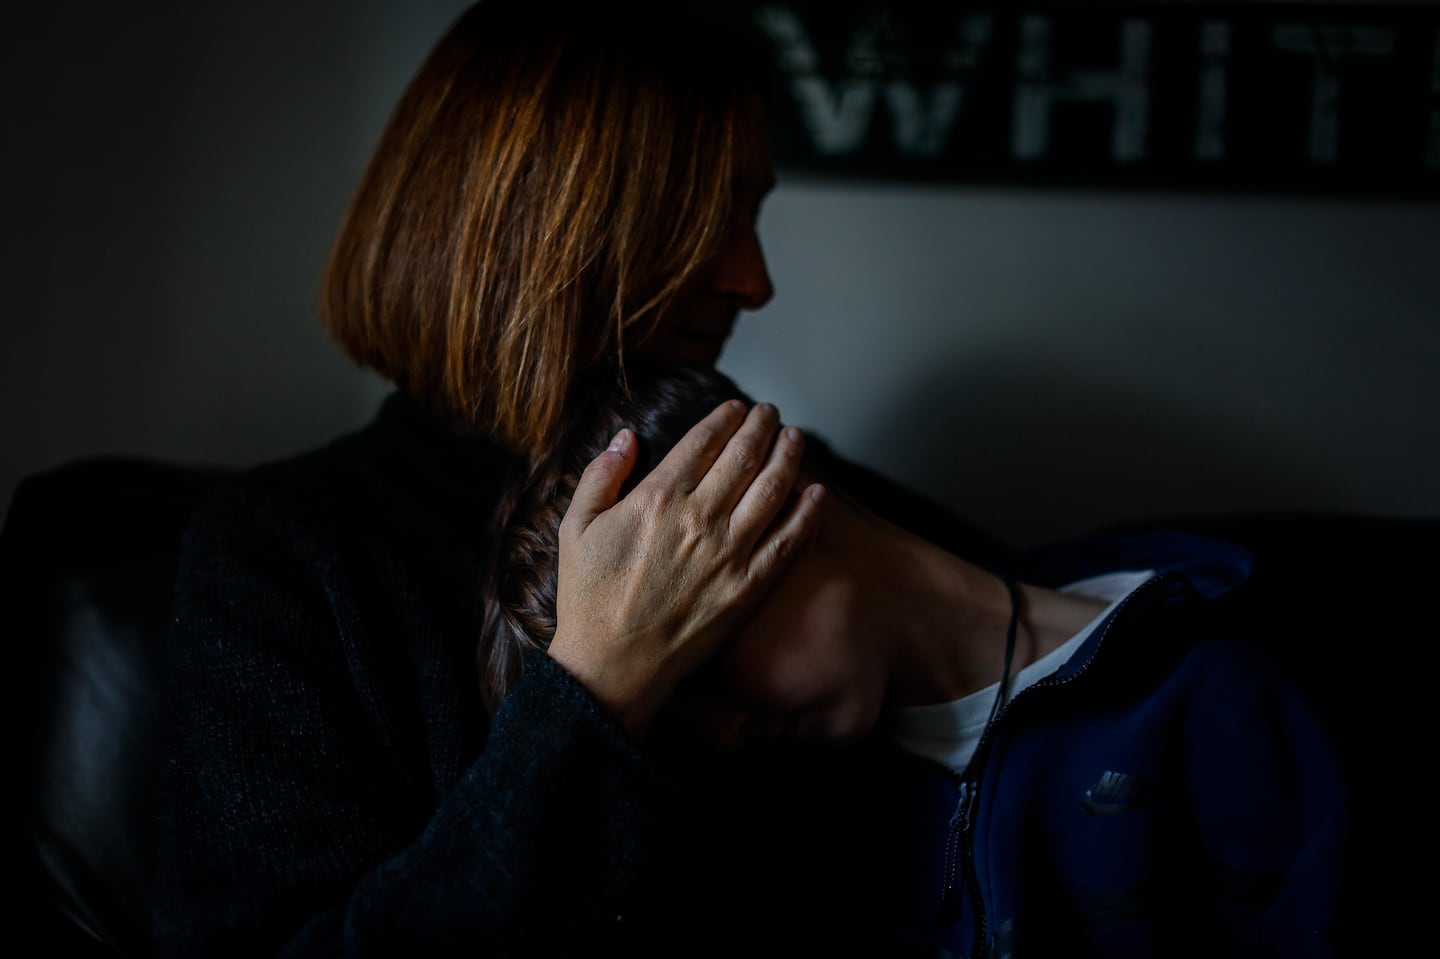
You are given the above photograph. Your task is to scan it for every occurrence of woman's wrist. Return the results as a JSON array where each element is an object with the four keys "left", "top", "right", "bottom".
[{"left": 546, "top": 632, "right": 669, "bottom": 739}]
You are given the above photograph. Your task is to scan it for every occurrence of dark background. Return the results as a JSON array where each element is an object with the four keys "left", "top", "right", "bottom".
[{"left": 5, "top": 1, "right": 1438, "bottom": 549}]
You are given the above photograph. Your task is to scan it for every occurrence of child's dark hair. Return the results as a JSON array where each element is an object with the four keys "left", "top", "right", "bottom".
[{"left": 477, "top": 362, "right": 820, "bottom": 711}]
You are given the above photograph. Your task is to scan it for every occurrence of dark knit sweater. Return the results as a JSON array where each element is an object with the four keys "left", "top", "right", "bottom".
[{"left": 153, "top": 390, "right": 1003, "bottom": 958}]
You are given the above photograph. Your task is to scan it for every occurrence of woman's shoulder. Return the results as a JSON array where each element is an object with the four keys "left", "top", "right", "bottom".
[{"left": 185, "top": 390, "right": 519, "bottom": 556}]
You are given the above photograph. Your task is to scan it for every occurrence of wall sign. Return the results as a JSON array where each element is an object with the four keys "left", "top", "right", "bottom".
[{"left": 705, "top": 2, "right": 1440, "bottom": 197}]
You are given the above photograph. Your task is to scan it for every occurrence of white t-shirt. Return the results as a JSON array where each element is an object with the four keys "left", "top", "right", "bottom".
[{"left": 887, "top": 570, "right": 1155, "bottom": 775}]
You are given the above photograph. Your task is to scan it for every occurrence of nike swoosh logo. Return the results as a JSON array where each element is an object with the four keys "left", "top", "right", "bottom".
[{"left": 1080, "top": 791, "right": 1135, "bottom": 816}]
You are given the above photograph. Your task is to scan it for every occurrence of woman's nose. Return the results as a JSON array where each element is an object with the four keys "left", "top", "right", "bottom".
[{"left": 709, "top": 225, "right": 773, "bottom": 311}]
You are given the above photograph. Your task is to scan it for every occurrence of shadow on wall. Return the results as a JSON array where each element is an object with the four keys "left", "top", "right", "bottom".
[{"left": 855, "top": 349, "right": 1339, "bottom": 551}]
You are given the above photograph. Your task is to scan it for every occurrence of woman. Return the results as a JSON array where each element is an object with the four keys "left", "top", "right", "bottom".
[
  {"left": 153, "top": 1, "right": 997, "bottom": 955},
  {"left": 488, "top": 361, "right": 1350, "bottom": 957}
]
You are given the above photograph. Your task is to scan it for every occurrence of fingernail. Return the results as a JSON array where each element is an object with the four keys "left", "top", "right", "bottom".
[
  {"left": 608, "top": 429, "right": 629, "bottom": 452},
  {"left": 758, "top": 403, "right": 776, "bottom": 417},
  {"left": 726, "top": 400, "right": 746, "bottom": 414},
  {"left": 785, "top": 427, "right": 802, "bottom": 442},
  {"left": 808, "top": 484, "right": 826, "bottom": 503}
]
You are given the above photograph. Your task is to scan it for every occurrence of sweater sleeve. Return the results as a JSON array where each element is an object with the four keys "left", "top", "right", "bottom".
[{"left": 153, "top": 478, "right": 683, "bottom": 958}]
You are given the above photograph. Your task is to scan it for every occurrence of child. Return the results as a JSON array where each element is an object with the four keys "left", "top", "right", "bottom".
[{"left": 488, "top": 360, "right": 1348, "bottom": 957}]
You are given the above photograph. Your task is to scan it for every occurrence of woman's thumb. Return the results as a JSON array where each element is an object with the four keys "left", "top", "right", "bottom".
[{"left": 562, "top": 429, "right": 636, "bottom": 533}]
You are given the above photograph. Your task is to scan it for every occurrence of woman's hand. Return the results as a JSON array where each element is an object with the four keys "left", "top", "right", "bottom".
[{"left": 547, "top": 399, "right": 825, "bottom": 739}]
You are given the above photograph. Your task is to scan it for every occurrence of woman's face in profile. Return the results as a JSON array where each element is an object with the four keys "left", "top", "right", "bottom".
[
  {"left": 647, "top": 103, "right": 776, "bottom": 367},
  {"left": 670, "top": 492, "right": 892, "bottom": 752}
]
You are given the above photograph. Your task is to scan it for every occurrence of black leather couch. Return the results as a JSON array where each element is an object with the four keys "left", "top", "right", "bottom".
[
  {"left": 3, "top": 455, "right": 1434, "bottom": 955},
  {"left": 4, "top": 458, "right": 231, "bottom": 957}
]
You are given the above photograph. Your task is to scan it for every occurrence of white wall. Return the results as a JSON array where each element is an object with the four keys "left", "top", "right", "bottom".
[
  {"left": 726, "top": 184, "right": 1440, "bottom": 547},
  {"left": 5, "top": 3, "right": 1438, "bottom": 549}
]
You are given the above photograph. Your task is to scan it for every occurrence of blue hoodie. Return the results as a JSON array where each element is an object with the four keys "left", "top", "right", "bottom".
[{"left": 873, "top": 532, "right": 1347, "bottom": 957}]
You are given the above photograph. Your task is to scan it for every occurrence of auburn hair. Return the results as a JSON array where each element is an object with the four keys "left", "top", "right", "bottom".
[{"left": 321, "top": 0, "right": 773, "bottom": 455}]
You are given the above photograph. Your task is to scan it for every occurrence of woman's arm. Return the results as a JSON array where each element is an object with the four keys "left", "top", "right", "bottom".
[
  {"left": 154, "top": 400, "right": 820, "bottom": 957},
  {"left": 156, "top": 484, "right": 678, "bottom": 956}
]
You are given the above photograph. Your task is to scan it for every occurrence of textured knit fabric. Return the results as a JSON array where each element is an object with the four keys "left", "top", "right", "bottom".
[
  {"left": 152, "top": 390, "right": 1001, "bottom": 958},
  {"left": 154, "top": 391, "right": 671, "bottom": 955}
]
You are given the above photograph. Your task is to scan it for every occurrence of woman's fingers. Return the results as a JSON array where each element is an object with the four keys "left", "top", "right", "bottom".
[
  {"left": 728, "top": 423, "right": 805, "bottom": 545},
  {"left": 640, "top": 395, "right": 809, "bottom": 554},
  {"left": 747, "top": 483, "right": 826, "bottom": 584},
  {"left": 690, "top": 401, "right": 782, "bottom": 511},
  {"left": 560, "top": 428, "right": 636, "bottom": 536},
  {"left": 644, "top": 399, "right": 748, "bottom": 493}
]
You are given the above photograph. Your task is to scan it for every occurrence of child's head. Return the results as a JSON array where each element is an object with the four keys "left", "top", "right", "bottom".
[
  {"left": 480, "top": 362, "right": 761, "bottom": 708},
  {"left": 483, "top": 361, "right": 898, "bottom": 749}
]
